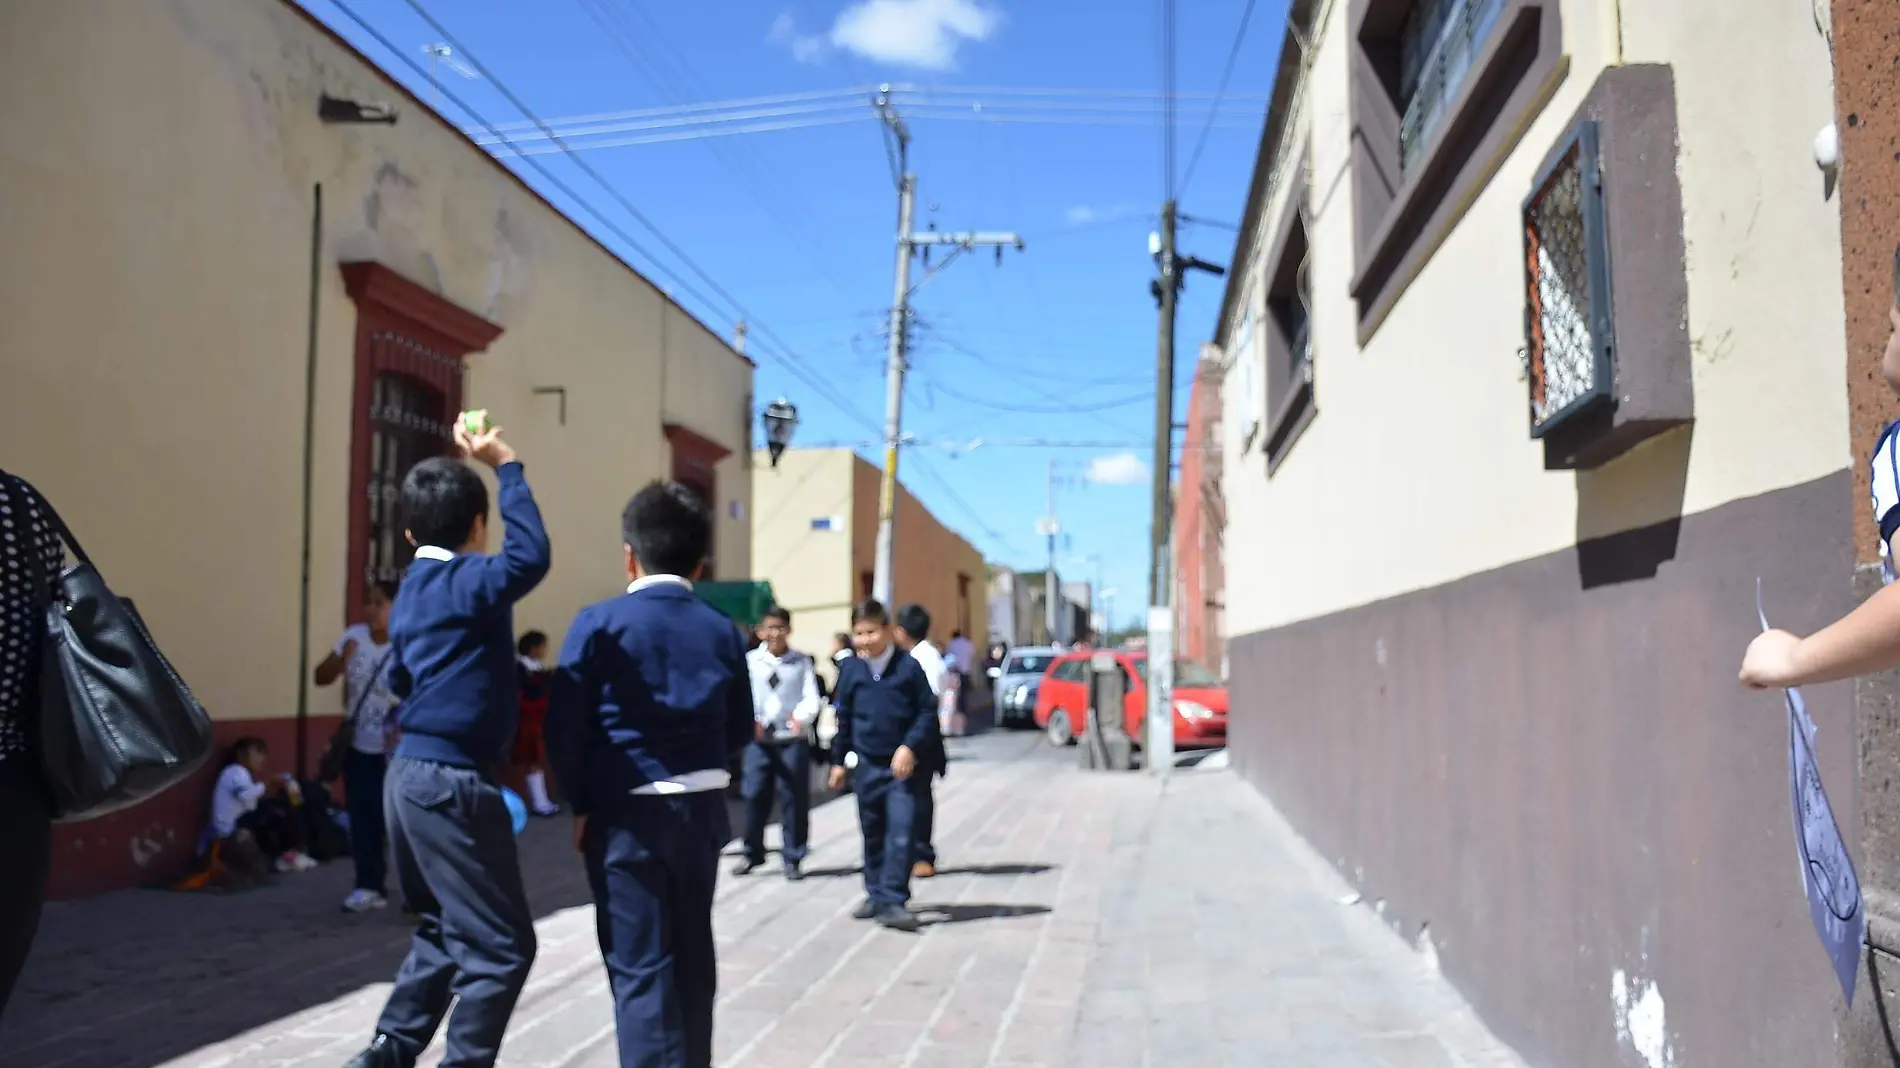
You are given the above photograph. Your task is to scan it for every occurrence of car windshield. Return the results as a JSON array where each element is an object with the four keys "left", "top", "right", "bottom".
[
  {"left": 1131, "top": 658, "right": 1223, "bottom": 688},
  {"left": 1006, "top": 654, "right": 1055, "bottom": 675}
]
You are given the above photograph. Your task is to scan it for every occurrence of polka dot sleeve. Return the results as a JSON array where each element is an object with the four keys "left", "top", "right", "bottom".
[{"left": 0, "top": 472, "right": 64, "bottom": 762}]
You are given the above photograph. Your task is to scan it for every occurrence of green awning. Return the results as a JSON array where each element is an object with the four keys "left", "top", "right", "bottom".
[{"left": 694, "top": 580, "right": 777, "bottom": 627}]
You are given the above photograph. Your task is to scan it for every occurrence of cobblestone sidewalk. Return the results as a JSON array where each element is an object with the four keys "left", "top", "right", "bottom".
[{"left": 0, "top": 733, "right": 1526, "bottom": 1067}]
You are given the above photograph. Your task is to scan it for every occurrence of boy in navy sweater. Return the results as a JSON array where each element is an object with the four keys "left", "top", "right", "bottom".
[
  {"left": 547, "top": 481, "right": 753, "bottom": 1068},
  {"left": 827, "top": 599, "right": 941, "bottom": 931},
  {"left": 347, "top": 422, "right": 551, "bottom": 1068}
]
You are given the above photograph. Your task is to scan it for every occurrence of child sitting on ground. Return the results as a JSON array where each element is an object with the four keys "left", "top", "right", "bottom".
[{"left": 189, "top": 738, "right": 309, "bottom": 889}]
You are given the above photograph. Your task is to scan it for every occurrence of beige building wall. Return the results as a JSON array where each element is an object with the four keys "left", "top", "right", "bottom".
[
  {"left": 751, "top": 449, "right": 987, "bottom": 659},
  {"left": 751, "top": 449, "right": 859, "bottom": 653},
  {"left": 1222, "top": 0, "right": 1848, "bottom": 637},
  {"left": 0, "top": 0, "right": 752, "bottom": 742}
]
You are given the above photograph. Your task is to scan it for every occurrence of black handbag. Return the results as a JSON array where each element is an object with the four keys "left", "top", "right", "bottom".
[
  {"left": 36, "top": 496, "right": 214, "bottom": 822},
  {"left": 317, "top": 646, "right": 392, "bottom": 784}
]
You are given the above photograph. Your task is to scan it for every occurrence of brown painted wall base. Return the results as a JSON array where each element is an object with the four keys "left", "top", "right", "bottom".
[
  {"left": 47, "top": 714, "right": 339, "bottom": 900},
  {"left": 1227, "top": 471, "right": 1856, "bottom": 1068}
]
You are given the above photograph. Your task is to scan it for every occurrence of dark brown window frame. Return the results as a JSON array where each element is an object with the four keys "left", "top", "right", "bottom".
[
  {"left": 1261, "top": 161, "right": 1317, "bottom": 474},
  {"left": 1348, "top": 0, "right": 1568, "bottom": 343}
]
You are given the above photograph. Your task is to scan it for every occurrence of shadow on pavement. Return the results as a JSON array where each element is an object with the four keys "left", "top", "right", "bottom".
[
  {"left": 0, "top": 813, "right": 600, "bottom": 1068},
  {"left": 927, "top": 863, "right": 1054, "bottom": 877},
  {"left": 916, "top": 903, "right": 1053, "bottom": 926}
]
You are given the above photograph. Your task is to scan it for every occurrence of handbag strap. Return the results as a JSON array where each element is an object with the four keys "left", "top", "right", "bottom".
[
  {"left": 345, "top": 647, "right": 395, "bottom": 727},
  {"left": 15, "top": 475, "right": 91, "bottom": 569}
]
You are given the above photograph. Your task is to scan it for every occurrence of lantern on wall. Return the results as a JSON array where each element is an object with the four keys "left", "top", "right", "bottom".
[{"left": 761, "top": 397, "right": 799, "bottom": 468}]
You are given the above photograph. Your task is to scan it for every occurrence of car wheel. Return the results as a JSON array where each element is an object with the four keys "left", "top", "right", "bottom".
[{"left": 1046, "top": 709, "right": 1075, "bottom": 747}]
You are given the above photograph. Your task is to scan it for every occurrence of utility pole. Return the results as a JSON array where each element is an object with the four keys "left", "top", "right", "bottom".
[
  {"left": 1148, "top": 201, "right": 1179, "bottom": 780},
  {"left": 1043, "top": 459, "right": 1060, "bottom": 644},
  {"left": 1146, "top": 201, "right": 1225, "bottom": 780},
  {"left": 870, "top": 87, "right": 1024, "bottom": 608}
]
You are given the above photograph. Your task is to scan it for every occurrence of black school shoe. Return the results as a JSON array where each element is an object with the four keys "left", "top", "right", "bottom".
[
  {"left": 852, "top": 898, "right": 878, "bottom": 920},
  {"left": 342, "top": 1034, "right": 407, "bottom": 1068},
  {"left": 875, "top": 904, "right": 921, "bottom": 932},
  {"left": 731, "top": 857, "right": 765, "bottom": 877},
  {"left": 784, "top": 862, "right": 805, "bottom": 882}
]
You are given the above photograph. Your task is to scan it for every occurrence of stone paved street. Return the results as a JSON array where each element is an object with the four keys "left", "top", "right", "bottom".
[{"left": 1, "top": 733, "right": 1527, "bottom": 1067}]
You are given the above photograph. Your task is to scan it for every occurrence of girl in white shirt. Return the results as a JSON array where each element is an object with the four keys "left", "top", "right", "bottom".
[{"left": 314, "top": 581, "right": 399, "bottom": 913}]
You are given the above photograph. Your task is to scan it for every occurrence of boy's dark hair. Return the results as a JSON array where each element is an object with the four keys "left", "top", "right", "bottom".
[
  {"left": 622, "top": 480, "right": 710, "bottom": 578},
  {"left": 852, "top": 599, "right": 890, "bottom": 626},
  {"left": 229, "top": 736, "right": 268, "bottom": 764},
  {"left": 517, "top": 630, "right": 548, "bottom": 656},
  {"left": 402, "top": 457, "right": 489, "bottom": 550},
  {"left": 373, "top": 579, "right": 400, "bottom": 603},
  {"left": 762, "top": 604, "right": 791, "bottom": 626},
  {"left": 951, "top": 629, "right": 965, "bottom": 640},
  {"left": 896, "top": 603, "right": 931, "bottom": 641}
]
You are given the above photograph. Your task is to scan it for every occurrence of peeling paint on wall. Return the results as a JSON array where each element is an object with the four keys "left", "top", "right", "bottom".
[{"left": 1611, "top": 968, "right": 1674, "bottom": 1068}]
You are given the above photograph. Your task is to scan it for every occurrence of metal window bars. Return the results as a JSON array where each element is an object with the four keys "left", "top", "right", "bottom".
[
  {"left": 364, "top": 330, "right": 461, "bottom": 587},
  {"left": 1521, "top": 121, "right": 1615, "bottom": 436},
  {"left": 1399, "top": 0, "right": 1507, "bottom": 174}
]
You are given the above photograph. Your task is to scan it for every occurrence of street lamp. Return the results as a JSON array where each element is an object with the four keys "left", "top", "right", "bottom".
[{"left": 761, "top": 397, "right": 799, "bottom": 468}]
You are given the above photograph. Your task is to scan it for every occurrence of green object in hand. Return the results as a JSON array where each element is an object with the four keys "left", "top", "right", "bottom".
[{"left": 459, "top": 409, "right": 492, "bottom": 436}]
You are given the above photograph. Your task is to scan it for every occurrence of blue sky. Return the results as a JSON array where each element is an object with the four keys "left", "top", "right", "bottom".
[{"left": 305, "top": 0, "right": 1284, "bottom": 631}]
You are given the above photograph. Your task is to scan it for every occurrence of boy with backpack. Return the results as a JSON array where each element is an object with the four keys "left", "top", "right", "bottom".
[
  {"left": 547, "top": 480, "right": 754, "bottom": 1068},
  {"left": 1742, "top": 245, "right": 1900, "bottom": 689},
  {"left": 345, "top": 420, "right": 551, "bottom": 1068},
  {"left": 828, "top": 599, "right": 941, "bottom": 931}
]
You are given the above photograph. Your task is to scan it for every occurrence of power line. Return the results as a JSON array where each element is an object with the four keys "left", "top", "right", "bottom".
[
  {"left": 329, "top": 0, "right": 882, "bottom": 434},
  {"left": 1180, "top": 0, "right": 1263, "bottom": 198},
  {"left": 572, "top": 0, "right": 857, "bottom": 304},
  {"left": 905, "top": 451, "right": 1020, "bottom": 555},
  {"left": 920, "top": 374, "right": 1151, "bottom": 415}
]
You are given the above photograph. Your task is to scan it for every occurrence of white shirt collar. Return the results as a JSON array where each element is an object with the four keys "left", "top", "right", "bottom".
[
  {"left": 413, "top": 545, "right": 455, "bottom": 562},
  {"left": 627, "top": 574, "right": 693, "bottom": 594}
]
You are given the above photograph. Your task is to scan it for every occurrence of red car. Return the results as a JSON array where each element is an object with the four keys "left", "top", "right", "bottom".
[{"left": 1032, "top": 650, "right": 1227, "bottom": 750}]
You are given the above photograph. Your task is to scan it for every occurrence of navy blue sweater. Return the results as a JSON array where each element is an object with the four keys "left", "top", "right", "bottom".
[
  {"left": 388, "top": 462, "right": 552, "bottom": 768},
  {"left": 545, "top": 580, "right": 754, "bottom": 817},
  {"left": 830, "top": 649, "right": 940, "bottom": 766}
]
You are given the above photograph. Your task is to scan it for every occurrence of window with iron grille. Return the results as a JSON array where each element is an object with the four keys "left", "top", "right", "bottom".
[
  {"left": 1521, "top": 121, "right": 1614, "bottom": 436},
  {"left": 1399, "top": 0, "right": 1507, "bottom": 174},
  {"left": 365, "top": 357, "right": 455, "bottom": 586},
  {"left": 340, "top": 262, "right": 499, "bottom": 623},
  {"left": 1262, "top": 170, "right": 1316, "bottom": 472}
]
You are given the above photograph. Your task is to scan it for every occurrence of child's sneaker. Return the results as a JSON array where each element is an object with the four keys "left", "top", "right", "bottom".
[{"left": 342, "top": 889, "right": 389, "bottom": 913}]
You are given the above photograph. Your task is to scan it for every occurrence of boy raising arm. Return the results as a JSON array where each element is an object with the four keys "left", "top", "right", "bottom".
[{"left": 1742, "top": 247, "right": 1900, "bottom": 690}]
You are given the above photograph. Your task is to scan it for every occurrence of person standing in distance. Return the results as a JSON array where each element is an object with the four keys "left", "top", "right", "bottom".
[
  {"left": 547, "top": 481, "right": 754, "bottom": 1068},
  {"left": 735, "top": 605, "right": 820, "bottom": 881},
  {"left": 893, "top": 605, "right": 950, "bottom": 880},
  {"left": 345, "top": 420, "right": 552, "bottom": 1068}
]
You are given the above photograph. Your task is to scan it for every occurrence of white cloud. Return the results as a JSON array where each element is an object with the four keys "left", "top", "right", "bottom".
[
  {"left": 828, "top": 0, "right": 1002, "bottom": 70},
  {"left": 1063, "top": 203, "right": 1145, "bottom": 229},
  {"left": 1085, "top": 452, "right": 1148, "bottom": 486},
  {"left": 769, "top": 12, "right": 831, "bottom": 64}
]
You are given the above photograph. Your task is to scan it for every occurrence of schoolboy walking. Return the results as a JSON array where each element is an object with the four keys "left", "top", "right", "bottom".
[
  {"left": 828, "top": 599, "right": 941, "bottom": 931},
  {"left": 735, "top": 605, "right": 821, "bottom": 881},
  {"left": 345, "top": 421, "right": 551, "bottom": 1068},
  {"left": 893, "top": 605, "right": 950, "bottom": 880},
  {"left": 547, "top": 481, "right": 754, "bottom": 1068},
  {"left": 1743, "top": 246, "right": 1900, "bottom": 688}
]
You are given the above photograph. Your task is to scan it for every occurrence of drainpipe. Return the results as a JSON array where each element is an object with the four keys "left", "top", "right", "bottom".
[{"left": 294, "top": 183, "right": 322, "bottom": 780}]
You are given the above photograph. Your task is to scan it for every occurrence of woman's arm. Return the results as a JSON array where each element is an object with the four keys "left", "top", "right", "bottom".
[{"left": 1742, "top": 581, "right": 1900, "bottom": 688}]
